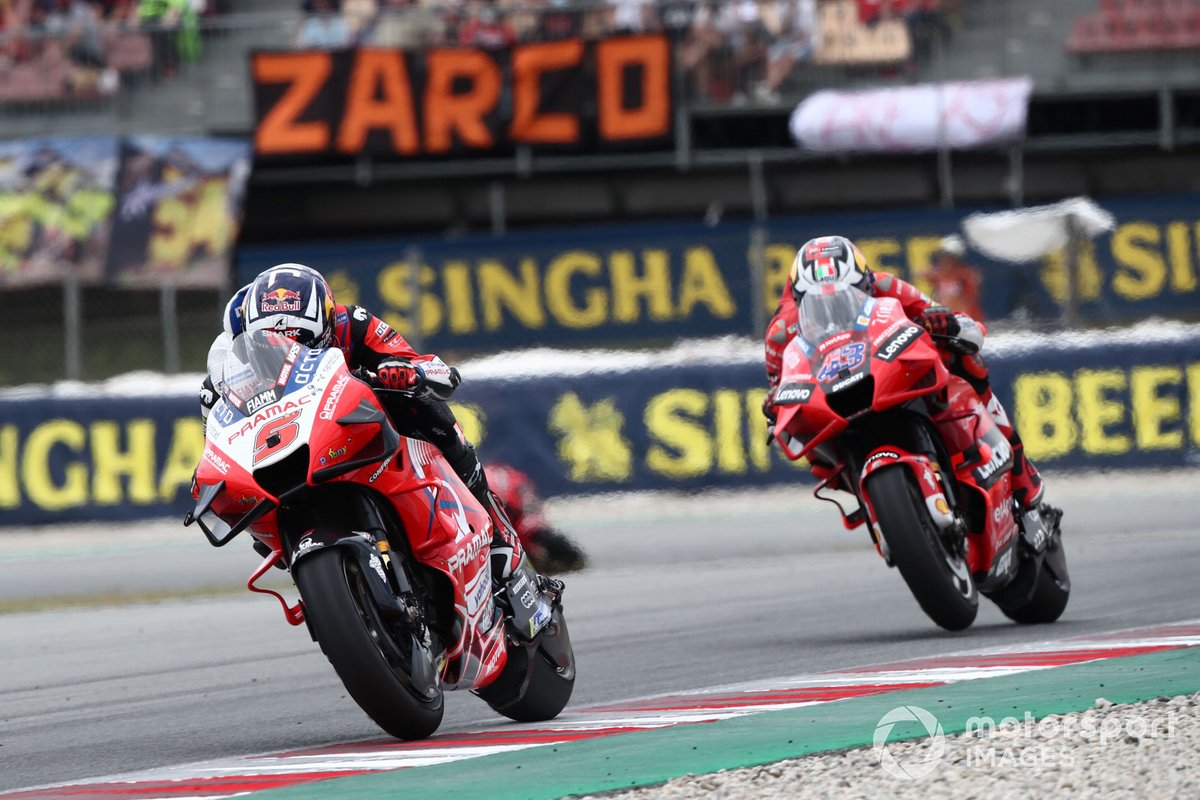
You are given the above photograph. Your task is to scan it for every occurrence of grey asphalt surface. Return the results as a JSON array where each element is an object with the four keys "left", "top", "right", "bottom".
[{"left": 1, "top": 470, "right": 1198, "bottom": 793}]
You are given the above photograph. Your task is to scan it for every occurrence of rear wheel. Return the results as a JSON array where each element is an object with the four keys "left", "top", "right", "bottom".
[
  {"left": 294, "top": 547, "right": 444, "bottom": 740},
  {"left": 867, "top": 466, "right": 978, "bottom": 631},
  {"left": 1001, "top": 537, "right": 1070, "bottom": 624},
  {"left": 477, "top": 607, "right": 575, "bottom": 722}
]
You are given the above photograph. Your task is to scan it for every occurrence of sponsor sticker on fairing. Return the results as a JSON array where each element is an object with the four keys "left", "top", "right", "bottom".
[
  {"left": 319, "top": 374, "right": 351, "bottom": 420},
  {"left": 447, "top": 528, "right": 490, "bottom": 572},
  {"left": 467, "top": 572, "right": 491, "bottom": 616},
  {"left": 990, "top": 545, "right": 1015, "bottom": 578},
  {"left": 864, "top": 450, "right": 901, "bottom": 467},
  {"left": 817, "top": 331, "right": 853, "bottom": 353},
  {"left": 203, "top": 448, "right": 232, "bottom": 474},
  {"left": 368, "top": 454, "right": 393, "bottom": 483},
  {"left": 876, "top": 325, "right": 924, "bottom": 363},
  {"left": 817, "top": 342, "right": 867, "bottom": 382},
  {"left": 830, "top": 371, "right": 867, "bottom": 392},
  {"left": 775, "top": 383, "right": 814, "bottom": 405},
  {"left": 246, "top": 390, "right": 279, "bottom": 413},
  {"left": 975, "top": 438, "right": 1013, "bottom": 483}
]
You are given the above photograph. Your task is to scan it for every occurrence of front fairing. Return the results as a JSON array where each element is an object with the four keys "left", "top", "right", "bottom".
[
  {"left": 194, "top": 330, "right": 393, "bottom": 537},
  {"left": 775, "top": 285, "right": 876, "bottom": 442},
  {"left": 375, "top": 437, "right": 507, "bottom": 690},
  {"left": 775, "top": 286, "right": 948, "bottom": 457}
]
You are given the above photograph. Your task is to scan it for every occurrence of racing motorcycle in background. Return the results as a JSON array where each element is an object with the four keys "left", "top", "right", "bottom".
[
  {"left": 185, "top": 329, "right": 575, "bottom": 739},
  {"left": 772, "top": 283, "right": 1069, "bottom": 631}
]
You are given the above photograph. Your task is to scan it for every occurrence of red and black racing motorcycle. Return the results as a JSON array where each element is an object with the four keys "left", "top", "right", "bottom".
[
  {"left": 186, "top": 329, "right": 575, "bottom": 739},
  {"left": 773, "top": 283, "right": 1069, "bottom": 631}
]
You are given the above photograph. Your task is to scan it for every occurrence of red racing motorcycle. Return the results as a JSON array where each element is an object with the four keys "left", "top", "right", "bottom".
[
  {"left": 185, "top": 330, "right": 575, "bottom": 739},
  {"left": 773, "top": 283, "right": 1069, "bottom": 631}
]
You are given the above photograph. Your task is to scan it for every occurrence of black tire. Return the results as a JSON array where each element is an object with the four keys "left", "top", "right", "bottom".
[
  {"left": 294, "top": 547, "right": 444, "bottom": 740},
  {"left": 1001, "top": 539, "right": 1070, "bottom": 624},
  {"left": 477, "top": 609, "right": 575, "bottom": 723},
  {"left": 866, "top": 466, "right": 978, "bottom": 631}
]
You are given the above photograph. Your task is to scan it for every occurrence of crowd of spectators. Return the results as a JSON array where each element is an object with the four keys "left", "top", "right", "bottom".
[
  {"left": 0, "top": 0, "right": 227, "bottom": 102},
  {"left": 293, "top": 0, "right": 958, "bottom": 104},
  {"left": 0, "top": 0, "right": 963, "bottom": 106}
]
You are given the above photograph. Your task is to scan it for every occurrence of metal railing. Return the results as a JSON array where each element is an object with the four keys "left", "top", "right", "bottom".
[{"left": 4, "top": 1, "right": 1200, "bottom": 386}]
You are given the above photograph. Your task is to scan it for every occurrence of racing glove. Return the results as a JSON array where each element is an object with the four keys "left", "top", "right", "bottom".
[
  {"left": 762, "top": 388, "right": 780, "bottom": 447},
  {"left": 376, "top": 359, "right": 424, "bottom": 392},
  {"left": 376, "top": 357, "right": 462, "bottom": 401},
  {"left": 919, "top": 305, "right": 961, "bottom": 338},
  {"left": 199, "top": 375, "right": 217, "bottom": 420}
]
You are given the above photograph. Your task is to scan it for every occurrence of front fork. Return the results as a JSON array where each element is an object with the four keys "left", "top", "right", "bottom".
[{"left": 856, "top": 447, "right": 963, "bottom": 564}]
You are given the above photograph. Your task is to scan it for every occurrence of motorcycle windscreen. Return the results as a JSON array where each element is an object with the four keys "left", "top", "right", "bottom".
[
  {"left": 803, "top": 284, "right": 876, "bottom": 407},
  {"left": 799, "top": 283, "right": 871, "bottom": 349},
  {"left": 220, "top": 330, "right": 311, "bottom": 417}
]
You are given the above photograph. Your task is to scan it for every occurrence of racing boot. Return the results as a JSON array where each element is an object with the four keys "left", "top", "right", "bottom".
[
  {"left": 980, "top": 388, "right": 1059, "bottom": 519},
  {"left": 446, "top": 443, "right": 526, "bottom": 581}
]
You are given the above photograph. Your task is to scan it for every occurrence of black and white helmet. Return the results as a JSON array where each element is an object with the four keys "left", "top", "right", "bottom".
[{"left": 789, "top": 235, "right": 873, "bottom": 302}]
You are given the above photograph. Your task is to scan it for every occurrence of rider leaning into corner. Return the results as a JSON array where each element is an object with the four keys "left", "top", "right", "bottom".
[
  {"left": 762, "top": 235, "right": 1062, "bottom": 520},
  {"left": 199, "top": 262, "right": 538, "bottom": 584}
]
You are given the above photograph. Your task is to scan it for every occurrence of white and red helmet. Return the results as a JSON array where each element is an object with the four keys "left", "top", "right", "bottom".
[{"left": 789, "top": 235, "right": 873, "bottom": 301}]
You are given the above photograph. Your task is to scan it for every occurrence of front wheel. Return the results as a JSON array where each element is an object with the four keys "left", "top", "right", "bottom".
[
  {"left": 866, "top": 466, "right": 979, "bottom": 631},
  {"left": 294, "top": 547, "right": 444, "bottom": 740}
]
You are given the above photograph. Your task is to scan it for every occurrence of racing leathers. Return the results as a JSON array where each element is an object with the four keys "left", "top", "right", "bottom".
[
  {"left": 200, "top": 291, "right": 523, "bottom": 577},
  {"left": 763, "top": 272, "right": 1045, "bottom": 509}
]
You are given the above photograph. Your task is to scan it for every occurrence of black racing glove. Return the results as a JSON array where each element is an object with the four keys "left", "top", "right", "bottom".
[
  {"left": 199, "top": 375, "right": 217, "bottom": 420},
  {"left": 919, "top": 305, "right": 961, "bottom": 338}
]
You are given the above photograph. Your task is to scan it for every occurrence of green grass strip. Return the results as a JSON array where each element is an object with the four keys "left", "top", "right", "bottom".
[{"left": 248, "top": 645, "right": 1200, "bottom": 800}]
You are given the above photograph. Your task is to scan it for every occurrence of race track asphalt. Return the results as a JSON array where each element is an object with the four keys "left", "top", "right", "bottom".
[{"left": 1, "top": 470, "right": 1198, "bottom": 792}]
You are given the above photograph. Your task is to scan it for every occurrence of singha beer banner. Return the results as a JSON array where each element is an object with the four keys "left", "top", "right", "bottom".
[
  {"left": 789, "top": 77, "right": 1033, "bottom": 154},
  {"left": 251, "top": 35, "right": 672, "bottom": 157},
  {"left": 0, "top": 135, "right": 251, "bottom": 288},
  {"left": 1, "top": 327, "right": 1198, "bottom": 525},
  {"left": 239, "top": 193, "right": 1200, "bottom": 352}
]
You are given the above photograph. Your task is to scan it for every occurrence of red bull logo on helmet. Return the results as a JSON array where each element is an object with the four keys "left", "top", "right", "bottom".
[{"left": 260, "top": 287, "right": 303, "bottom": 312}]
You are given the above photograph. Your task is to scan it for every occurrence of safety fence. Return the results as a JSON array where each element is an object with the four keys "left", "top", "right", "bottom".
[{"left": 0, "top": 323, "right": 1197, "bottom": 526}]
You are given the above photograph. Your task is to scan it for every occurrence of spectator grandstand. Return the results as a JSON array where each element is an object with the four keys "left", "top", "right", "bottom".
[
  {"left": 3, "top": 0, "right": 1200, "bottom": 385},
  {"left": 1069, "top": 0, "right": 1200, "bottom": 54}
]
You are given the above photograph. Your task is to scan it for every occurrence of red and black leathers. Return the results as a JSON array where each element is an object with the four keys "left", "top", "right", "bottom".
[{"left": 764, "top": 273, "right": 1044, "bottom": 508}]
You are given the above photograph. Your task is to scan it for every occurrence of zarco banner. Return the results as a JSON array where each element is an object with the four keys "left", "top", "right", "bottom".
[{"left": 251, "top": 34, "right": 672, "bottom": 158}]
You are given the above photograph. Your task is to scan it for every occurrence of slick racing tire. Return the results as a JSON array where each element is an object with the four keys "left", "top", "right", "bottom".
[
  {"left": 477, "top": 608, "right": 575, "bottom": 723},
  {"left": 867, "top": 466, "right": 979, "bottom": 632},
  {"left": 295, "top": 547, "right": 444, "bottom": 740},
  {"left": 1001, "top": 538, "right": 1070, "bottom": 625}
]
